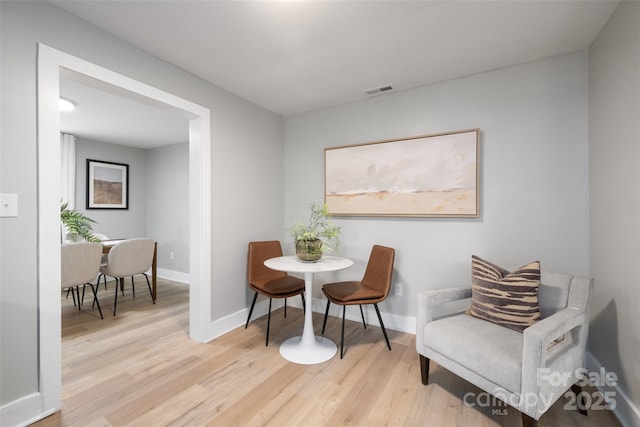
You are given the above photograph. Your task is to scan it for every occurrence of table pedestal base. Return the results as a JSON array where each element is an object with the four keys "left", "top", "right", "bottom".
[{"left": 279, "top": 335, "right": 337, "bottom": 365}]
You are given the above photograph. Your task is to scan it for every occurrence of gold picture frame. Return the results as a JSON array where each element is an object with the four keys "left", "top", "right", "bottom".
[{"left": 324, "top": 129, "right": 480, "bottom": 217}]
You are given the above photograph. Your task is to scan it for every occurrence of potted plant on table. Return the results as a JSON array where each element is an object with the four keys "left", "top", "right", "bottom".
[
  {"left": 60, "top": 201, "right": 100, "bottom": 242},
  {"left": 289, "top": 203, "right": 340, "bottom": 262}
]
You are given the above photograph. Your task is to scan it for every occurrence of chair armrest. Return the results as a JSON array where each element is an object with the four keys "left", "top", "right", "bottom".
[
  {"left": 523, "top": 307, "right": 584, "bottom": 353},
  {"left": 416, "top": 287, "right": 471, "bottom": 353},
  {"left": 520, "top": 307, "right": 589, "bottom": 416}
]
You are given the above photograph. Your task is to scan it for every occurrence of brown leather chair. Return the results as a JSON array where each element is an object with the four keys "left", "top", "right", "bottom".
[
  {"left": 246, "top": 241, "right": 306, "bottom": 346},
  {"left": 321, "top": 244, "right": 395, "bottom": 358}
]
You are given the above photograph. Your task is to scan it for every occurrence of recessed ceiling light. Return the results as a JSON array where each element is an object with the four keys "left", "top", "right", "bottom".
[{"left": 59, "top": 98, "right": 76, "bottom": 112}]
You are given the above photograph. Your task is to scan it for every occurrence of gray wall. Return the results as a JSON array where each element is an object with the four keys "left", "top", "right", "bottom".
[
  {"left": 589, "top": 1, "right": 640, "bottom": 425},
  {"left": 147, "top": 143, "right": 190, "bottom": 274},
  {"left": 75, "top": 138, "right": 190, "bottom": 274},
  {"left": 1, "top": 0, "right": 283, "bottom": 408},
  {"left": 284, "top": 52, "right": 590, "bottom": 322},
  {"left": 75, "top": 137, "right": 148, "bottom": 240}
]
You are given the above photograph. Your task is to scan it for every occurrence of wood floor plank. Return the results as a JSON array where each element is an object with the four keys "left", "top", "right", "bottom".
[
  {"left": 33, "top": 278, "right": 621, "bottom": 427},
  {"left": 121, "top": 384, "right": 211, "bottom": 427}
]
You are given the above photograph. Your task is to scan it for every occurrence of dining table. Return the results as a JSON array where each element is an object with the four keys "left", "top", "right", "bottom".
[
  {"left": 264, "top": 255, "right": 353, "bottom": 364},
  {"left": 101, "top": 239, "right": 158, "bottom": 300}
]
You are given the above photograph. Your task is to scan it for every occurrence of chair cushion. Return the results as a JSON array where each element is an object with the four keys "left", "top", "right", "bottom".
[
  {"left": 468, "top": 255, "right": 541, "bottom": 332},
  {"left": 322, "top": 281, "right": 384, "bottom": 303},
  {"left": 253, "top": 276, "right": 304, "bottom": 296},
  {"left": 423, "top": 314, "right": 523, "bottom": 392}
]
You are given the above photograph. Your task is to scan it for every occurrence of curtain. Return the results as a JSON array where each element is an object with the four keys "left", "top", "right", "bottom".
[{"left": 60, "top": 133, "right": 76, "bottom": 209}]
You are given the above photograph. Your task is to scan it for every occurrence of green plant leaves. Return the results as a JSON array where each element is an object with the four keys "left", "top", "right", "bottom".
[
  {"left": 60, "top": 201, "right": 100, "bottom": 242},
  {"left": 289, "top": 202, "right": 340, "bottom": 253}
]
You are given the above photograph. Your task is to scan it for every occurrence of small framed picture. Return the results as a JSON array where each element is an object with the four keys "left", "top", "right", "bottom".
[{"left": 86, "top": 159, "right": 129, "bottom": 209}]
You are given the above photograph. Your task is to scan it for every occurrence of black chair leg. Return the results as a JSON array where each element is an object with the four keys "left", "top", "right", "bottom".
[
  {"left": 322, "top": 300, "right": 331, "bottom": 335},
  {"left": 74, "top": 287, "right": 81, "bottom": 311},
  {"left": 522, "top": 413, "right": 536, "bottom": 427},
  {"left": 300, "top": 293, "right": 306, "bottom": 314},
  {"left": 91, "top": 283, "right": 97, "bottom": 308},
  {"left": 88, "top": 284, "right": 104, "bottom": 319},
  {"left": 80, "top": 283, "right": 97, "bottom": 308},
  {"left": 359, "top": 305, "right": 366, "bottom": 329},
  {"left": 69, "top": 287, "right": 77, "bottom": 307},
  {"left": 571, "top": 383, "right": 589, "bottom": 416},
  {"left": 113, "top": 278, "right": 120, "bottom": 316},
  {"left": 265, "top": 298, "right": 272, "bottom": 347},
  {"left": 131, "top": 276, "right": 136, "bottom": 298},
  {"left": 374, "top": 303, "right": 391, "bottom": 351},
  {"left": 340, "top": 305, "right": 346, "bottom": 359},
  {"left": 100, "top": 273, "right": 107, "bottom": 290},
  {"left": 245, "top": 292, "right": 258, "bottom": 328},
  {"left": 143, "top": 273, "right": 154, "bottom": 304},
  {"left": 419, "top": 355, "right": 430, "bottom": 385},
  {"left": 284, "top": 298, "right": 287, "bottom": 318}
]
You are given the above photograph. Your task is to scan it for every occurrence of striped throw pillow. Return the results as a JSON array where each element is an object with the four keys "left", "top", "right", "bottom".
[{"left": 468, "top": 255, "right": 541, "bottom": 332}]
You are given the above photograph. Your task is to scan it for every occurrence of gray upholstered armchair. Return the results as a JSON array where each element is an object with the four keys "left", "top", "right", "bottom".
[{"left": 416, "top": 270, "right": 594, "bottom": 426}]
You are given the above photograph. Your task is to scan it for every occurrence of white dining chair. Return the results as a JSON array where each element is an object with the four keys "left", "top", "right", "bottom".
[
  {"left": 98, "top": 238, "right": 155, "bottom": 315},
  {"left": 61, "top": 242, "right": 104, "bottom": 319}
]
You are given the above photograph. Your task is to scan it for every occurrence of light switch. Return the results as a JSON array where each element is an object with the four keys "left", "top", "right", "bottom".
[{"left": 1, "top": 193, "right": 18, "bottom": 217}]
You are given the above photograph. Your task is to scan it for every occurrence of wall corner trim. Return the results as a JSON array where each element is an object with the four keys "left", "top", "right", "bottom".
[{"left": 586, "top": 351, "right": 640, "bottom": 427}]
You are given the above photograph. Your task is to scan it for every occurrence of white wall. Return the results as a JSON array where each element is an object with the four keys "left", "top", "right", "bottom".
[
  {"left": 589, "top": 2, "right": 640, "bottom": 426},
  {"left": 75, "top": 137, "right": 148, "bottom": 239},
  {"left": 284, "top": 52, "right": 590, "bottom": 327},
  {"left": 0, "top": 0, "right": 283, "bottom": 416}
]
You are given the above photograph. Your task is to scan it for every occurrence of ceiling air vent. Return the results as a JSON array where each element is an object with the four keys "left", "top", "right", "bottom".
[{"left": 364, "top": 85, "right": 393, "bottom": 96}]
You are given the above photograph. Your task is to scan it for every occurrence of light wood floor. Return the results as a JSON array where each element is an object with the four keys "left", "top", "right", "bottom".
[{"left": 33, "top": 278, "right": 620, "bottom": 427}]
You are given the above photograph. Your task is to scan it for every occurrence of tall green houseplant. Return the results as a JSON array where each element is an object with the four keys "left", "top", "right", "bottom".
[
  {"left": 289, "top": 203, "right": 340, "bottom": 261},
  {"left": 60, "top": 201, "right": 100, "bottom": 242}
]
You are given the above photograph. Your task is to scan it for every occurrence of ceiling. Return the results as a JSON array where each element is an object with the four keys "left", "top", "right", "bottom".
[
  {"left": 60, "top": 73, "right": 189, "bottom": 148},
  {"left": 54, "top": 0, "right": 618, "bottom": 148}
]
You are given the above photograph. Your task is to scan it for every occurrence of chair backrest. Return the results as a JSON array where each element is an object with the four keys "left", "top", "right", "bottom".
[
  {"left": 361, "top": 245, "right": 395, "bottom": 297},
  {"left": 61, "top": 242, "right": 103, "bottom": 288},
  {"left": 248, "top": 241, "right": 287, "bottom": 286},
  {"left": 106, "top": 238, "right": 155, "bottom": 278},
  {"left": 538, "top": 270, "right": 594, "bottom": 319}
]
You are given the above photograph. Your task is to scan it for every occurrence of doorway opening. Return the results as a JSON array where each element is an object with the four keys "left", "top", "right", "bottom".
[{"left": 37, "top": 44, "right": 211, "bottom": 415}]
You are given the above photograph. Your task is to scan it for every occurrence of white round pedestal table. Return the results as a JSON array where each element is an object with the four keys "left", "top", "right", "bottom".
[{"left": 264, "top": 255, "right": 353, "bottom": 365}]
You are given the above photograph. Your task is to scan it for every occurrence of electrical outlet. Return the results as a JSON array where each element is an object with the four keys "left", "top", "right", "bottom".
[{"left": 394, "top": 282, "right": 403, "bottom": 296}]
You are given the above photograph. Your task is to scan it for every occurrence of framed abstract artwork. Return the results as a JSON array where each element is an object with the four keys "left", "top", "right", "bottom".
[
  {"left": 324, "top": 129, "right": 480, "bottom": 217},
  {"left": 86, "top": 159, "right": 129, "bottom": 209}
]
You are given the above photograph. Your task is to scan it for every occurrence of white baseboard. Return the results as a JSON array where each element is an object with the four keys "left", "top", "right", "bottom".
[
  {"left": 204, "top": 298, "right": 285, "bottom": 342},
  {"left": 203, "top": 296, "right": 415, "bottom": 343},
  {"left": 287, "top": 296, "right": 417, "bottom": 334},
  {"left": 586, "top": 351, "right": 640, "bottom": 427},
  {"left": 0, "top": 392, "right": 56, "bottom": 427},
  {"left": 156, "top": 268, "right": 189, "bottom": 284}
]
